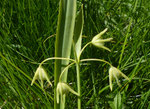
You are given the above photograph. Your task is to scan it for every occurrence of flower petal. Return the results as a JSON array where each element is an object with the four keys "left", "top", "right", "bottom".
[
  {"left": 109, "top": 71, "right": 113, "bottom": 91},
  {"left": 31, "top": 67, "right": 39, "bottom": 86},
  {"left": 92, "top": 28, "right": 108, "bottom": 41}
]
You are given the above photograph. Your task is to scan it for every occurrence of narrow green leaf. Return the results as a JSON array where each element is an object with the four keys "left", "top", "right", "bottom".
[
  {"left": 73, "top": 5, "right": 84, "bottom": 59},
  {"left": 54, "top": 0, "right": 68, "bottom": 108},
  {"left": 54, "top": 0, "right": 77, "bottom": 109}
]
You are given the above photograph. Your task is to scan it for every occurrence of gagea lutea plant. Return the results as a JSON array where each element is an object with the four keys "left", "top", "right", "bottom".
[{"left": 31, "top": 0, "right": 130, "bottom": 109}]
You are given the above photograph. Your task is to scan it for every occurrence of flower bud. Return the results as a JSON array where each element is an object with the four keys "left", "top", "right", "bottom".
[{"left": 31, "top": 66, "right": 52, "bottom": 88}]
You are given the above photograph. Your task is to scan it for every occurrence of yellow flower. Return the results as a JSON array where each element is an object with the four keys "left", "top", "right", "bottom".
[
  {"left": 91, "top": 28, "right": 113, "bottom": 52},
  {"left": 109, "top": 66, "right": 130, "bottom": 91},
  {"left": 31, "top": 66, "right": 52, "bottom": 88},
  {"left": 57, "top": 82, "right": 79, "bottom": 104}
]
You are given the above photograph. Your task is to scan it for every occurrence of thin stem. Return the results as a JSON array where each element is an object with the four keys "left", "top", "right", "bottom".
[
  {"left": 43, "top": 34, "right": 56, "bottom": 44},
  {"left": 59, "top": 62, "right": 76, "bottom": 81},
  {"left": 40, "top": 57, "right": 76, "bottom": 66},
  {"left": 78, "top": 42, "right": 91, "bottom": 59},
  {"left": 73, "top": 41, "right": 81, "bottom": 109},
  {"left": 80, "top": 58, "right": 112, "bottom": 66},
  {"left": 76, "top": 62, "right": 81, "bottom": 109}
]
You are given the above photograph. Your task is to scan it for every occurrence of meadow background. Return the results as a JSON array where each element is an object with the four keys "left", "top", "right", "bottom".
[{"left": 0, "top": 0, "right": 150, "bottom": 108}]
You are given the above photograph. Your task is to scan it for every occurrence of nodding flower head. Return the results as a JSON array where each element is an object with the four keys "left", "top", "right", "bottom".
[
  {"left": 31, "top": 66, "right": 52, "bottom": 88},
  {"left": 91, "top": 28, "right": 113, "bottom": 52},
  {"left": 109, "top": 66, "right": 130, "bottom": 91},
  {"left": 56, "top": 82, "right": 79, "bottom": 104}
]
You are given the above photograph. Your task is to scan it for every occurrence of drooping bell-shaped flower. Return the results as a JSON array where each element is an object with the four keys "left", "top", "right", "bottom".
[
  {"left": 109, "top": 66, "right": 130, "bottom": 91},
  {"left": 31, "top": 66, "right": 52, "bottom": 88},
  {"left": 91, "top": 28, "right": 113, "bottom": 52},
  {"left": 56, "top": 82, "right": 79, "bottom": 104}
]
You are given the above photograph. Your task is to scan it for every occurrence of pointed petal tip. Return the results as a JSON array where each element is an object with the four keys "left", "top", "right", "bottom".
[
  {"left": 49, "top": 82, "right": 53, "bottom": 87},
  {"left": 31, "top": 80, "right": 35, "bottom": 86},
  {"left": 108, "top": 49, "right": 111, "bottom": 52},
  {"left": 110, "top": 88, "right": 112, "bottom": 92},
  {"left": 104, "top": 28, "right": 108, "bottom": 31},
  {"left": 110, "top": 86, "right": 113, "bottom": 91}
]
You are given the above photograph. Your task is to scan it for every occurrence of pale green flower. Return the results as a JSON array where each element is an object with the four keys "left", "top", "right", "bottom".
[
  {"left": 91, "top": 28, "right": 113, "bottom": 52},
  {"left": 57, "top": 82, "right": 79, "bottom": 104},
  {"left": 109, "top": 66, "right": 130, "bottom": 91},
  {"left": 31, "top": 66, "right": 52, "bottom": 88}
]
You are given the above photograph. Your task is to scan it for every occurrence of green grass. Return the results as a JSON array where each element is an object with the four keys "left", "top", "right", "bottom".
[{"left": 0, "top": 0, "right": 150, "bottom": 108}]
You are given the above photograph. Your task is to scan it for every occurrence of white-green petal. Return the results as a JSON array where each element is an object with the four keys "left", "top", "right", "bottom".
[
  {"left": 92, "top": 28, "right": 108, "bottom": 41},
  {"left": 109, "top": 71, "right": 113, "bottom": 91}
]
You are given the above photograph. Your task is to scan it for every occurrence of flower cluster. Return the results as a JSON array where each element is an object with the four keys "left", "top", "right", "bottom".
[{"left": 30, "top": 28, "right": 130, "bottom": 107}]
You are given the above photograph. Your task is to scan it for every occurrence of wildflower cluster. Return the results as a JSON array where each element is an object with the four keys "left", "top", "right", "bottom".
[{"left": 31, "top": 28, "right": 130, "bottom": 105}]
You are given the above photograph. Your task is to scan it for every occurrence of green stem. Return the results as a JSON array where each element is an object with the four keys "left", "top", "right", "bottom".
[
  {"left": 59, "top": 62, "right": 76, "bottom": 82},
  {"left": 76, "top": 62, "right": 81, "bottom": 109},
  {"left": 40, "top": 57, "right": 75, "bottom": 66},
  {"left": 73, "top": 41, "right": 81, "bottom": 109},
  {"left": 80, "top": 58, "right": 112, "bottom": 66},
  {"left": 78, "top": 42, "right": 91, "bottom": 60}
]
